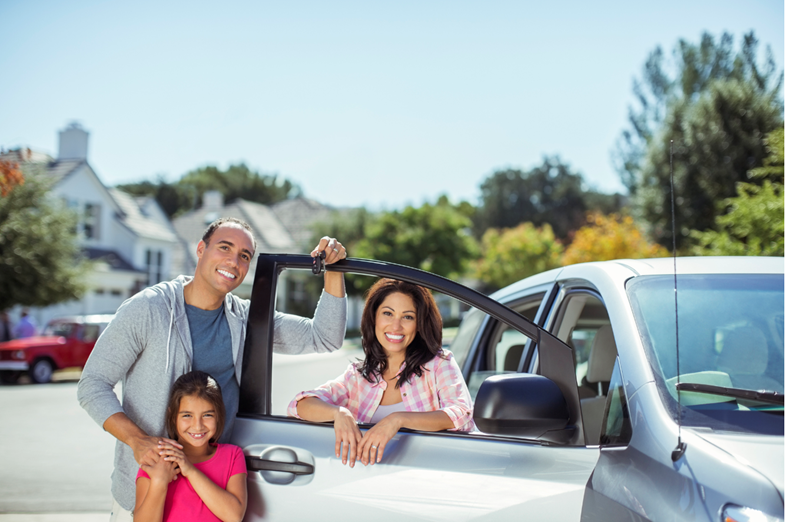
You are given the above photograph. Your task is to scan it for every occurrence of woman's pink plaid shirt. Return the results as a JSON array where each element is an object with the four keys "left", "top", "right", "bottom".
[{"left": 287, "top": 349, "right": 475, "bottom": 431}]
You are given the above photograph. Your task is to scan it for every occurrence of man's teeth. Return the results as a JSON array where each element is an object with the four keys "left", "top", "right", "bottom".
[{"left": 217, "top": 269, "right": 236, "bottom": 279}]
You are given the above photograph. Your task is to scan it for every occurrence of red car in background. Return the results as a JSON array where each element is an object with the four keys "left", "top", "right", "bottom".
[{"left": 0, "top": 314, "right": 114, "bottom": 384}]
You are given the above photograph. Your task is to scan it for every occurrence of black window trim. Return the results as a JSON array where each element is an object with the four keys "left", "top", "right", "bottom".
[{"left": 240, "top": 254, "right": 586, "bottom": 445}]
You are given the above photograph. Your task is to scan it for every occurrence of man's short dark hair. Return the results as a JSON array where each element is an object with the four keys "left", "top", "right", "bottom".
[{"left": 201, "top": 217, "right": 257, "bottom": 251}]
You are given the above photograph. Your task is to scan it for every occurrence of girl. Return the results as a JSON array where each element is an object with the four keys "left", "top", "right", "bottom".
[
  {"left": 135, "top": 371, "right": 247, "bottom": 522},
  {"left": 288, "top": 279, "right": 474, "bottom": 468}
]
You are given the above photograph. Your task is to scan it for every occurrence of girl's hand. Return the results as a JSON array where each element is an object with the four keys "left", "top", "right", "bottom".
[
  {"left": 158, "top": 441, "right": 196, "bottom": 478},
  {"left": 358, "top": 413, "right": 402, "bottom": 466},
  {"left": 333, "top": 407, "right": 363, "bottom": 467}
]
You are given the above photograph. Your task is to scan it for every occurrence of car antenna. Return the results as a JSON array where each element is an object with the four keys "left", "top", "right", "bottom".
[{"left": 670, "top": 139, "right": 687, "bottom": 462}]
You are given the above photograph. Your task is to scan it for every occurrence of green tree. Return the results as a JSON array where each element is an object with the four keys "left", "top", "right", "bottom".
[
  {"left": 475, "top": 156, "right": 622, "bottom": 240},
  {"left": 118, "top": 163, "right": 301, "bottom": 217},
  {"left": 309, "top": 207, "right": 375, "bottom": 296},
  {"left": 690, "top": 129, "right": 784, "bottom": 256},
  {"left": 0, "top": 169, "right": 90, "bottom": 310},
  {"left": 352, "top": 196, "right": 479, "bottom": 292},
  {"left": 615, "top": 31, "right": 783, "bottom": 248},
  {"left": 117, "top": 176, "right": 194, "bottom": 218},
  {"left": 473, "top": 223, "right": 563, "bottom": 291}
]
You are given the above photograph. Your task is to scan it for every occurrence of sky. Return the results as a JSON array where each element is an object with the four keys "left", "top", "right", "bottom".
[{"left": 1, "top": 0, "right": 782, "bottom": 210}]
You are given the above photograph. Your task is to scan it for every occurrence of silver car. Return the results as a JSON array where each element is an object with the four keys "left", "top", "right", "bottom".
[{"left": 233, "top": 255, "right": 784, "bottom": 521}]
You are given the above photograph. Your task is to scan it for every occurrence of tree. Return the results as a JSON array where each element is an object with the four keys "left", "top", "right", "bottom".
[
  {"left": 475, "top": 156, "right": 623, "bottom": 240},
  {"left": 561, "top": 212, "right": 669, "bottom": 266},
  {"left": 352, "top": 196, "right": 479, "bottom": 292},
  {"left": 615, "top": 31, "right": 783, "bottom": 248},
  {"left": 118, "top": 163, "right": 301, "bottom": 217},
  {"left": 0, "top": 169, "right": 90, "bottom": 310},
  {"left": 308, "top": 207, "right": 375, "bottom": 296},
  {"left": 473, "top": 223, "right": 563, "bottom": 291},
  {"left": 0, "top": 159, "right": 24, "bottom": 196},
  {"left": 117, "top": 177, "right": 193, "bottom": 218},
  {"left": 690, "top": 129, "right": 784, "bottom": 256}
]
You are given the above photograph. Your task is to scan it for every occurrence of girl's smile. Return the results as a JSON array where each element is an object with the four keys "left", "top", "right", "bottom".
[{"left": 177, "top": 395, "right": 217, "bottom": 453}]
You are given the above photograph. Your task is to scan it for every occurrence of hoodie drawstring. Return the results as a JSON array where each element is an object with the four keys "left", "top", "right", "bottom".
[{"left": 165, "top": 286, "right": 175, "bottom": 373}]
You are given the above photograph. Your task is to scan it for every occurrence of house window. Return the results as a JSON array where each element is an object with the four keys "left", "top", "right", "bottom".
[
  {"left": 83, "top": 203, "right": 100, "bottom": 239},
  {"left": 146, "top": 249, "right": 163, "bottom": 286}
]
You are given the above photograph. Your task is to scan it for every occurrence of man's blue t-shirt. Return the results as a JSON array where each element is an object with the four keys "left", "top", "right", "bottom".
[{"left": 184, "top": 303, "right": 239, "bottom": 441}]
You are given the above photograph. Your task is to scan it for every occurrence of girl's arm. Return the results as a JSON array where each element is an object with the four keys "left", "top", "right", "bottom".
[
  {"left": 134, "top": 459, "right": 178, "bottom": 522},
  {"left": 177, "top": 468, "right": 247, "bottom": 522},
  {"left": 158, "top": 444, "right": 247, "bottom": 522},
  {"left": 357, "top": 410, "right": 453, "bottom": 466}
]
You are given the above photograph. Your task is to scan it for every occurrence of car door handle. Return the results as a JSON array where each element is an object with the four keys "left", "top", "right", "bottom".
[{"left": 245, "top": 456, "right": 314, "bottom": 475}]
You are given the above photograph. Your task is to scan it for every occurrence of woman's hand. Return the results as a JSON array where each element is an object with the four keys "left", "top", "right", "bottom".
[
  {"left": 357, "top": 413, "right": 403, "bottom": 466},
  {"left": 158, "top": 441, "right": 197, "bottom": 478},
  {"left": 333, "top": 406, "right": 363, "bottom": 467}
]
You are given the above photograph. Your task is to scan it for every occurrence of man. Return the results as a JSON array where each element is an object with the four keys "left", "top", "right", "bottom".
[
  {"left": 78, "top": 217, "right": 347, "bottom": 520},
  {"left": 13, "top": 309, "right": 37, "bottom": 338}
]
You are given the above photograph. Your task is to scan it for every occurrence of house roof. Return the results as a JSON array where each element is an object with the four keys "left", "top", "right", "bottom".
[
  {"left": 83, "top": 247, "right": 140, "bottom": 272},
  {"left": 271, "top": 197, "right": 333, "bottom": 248},
  {"left": 171, "top": 198, "right": 312, "bottom": 273},
  {"left": 46, "top": 159, "right": 87, "bottom": 184},
  {"left": 110, "top": 189, "right": 179, "bottom": 243},
  {"left": 0, "top": 148, "right": 53, "bottom": 164}
]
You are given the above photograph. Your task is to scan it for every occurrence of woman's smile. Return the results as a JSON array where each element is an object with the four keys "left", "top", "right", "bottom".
[{"left": 375, "top": 292, "right": 417, "bottom": 356}]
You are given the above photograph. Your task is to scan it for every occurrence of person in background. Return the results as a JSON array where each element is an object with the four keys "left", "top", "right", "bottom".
[
  {"left": 13, "top": 309, "right": 37, "bottom": 338},
  {"left": 0, "top": 311, "right": 13, "bottom": 342},
  {"left": 79, "top": 217, "right": 348, "bottom": 521}
]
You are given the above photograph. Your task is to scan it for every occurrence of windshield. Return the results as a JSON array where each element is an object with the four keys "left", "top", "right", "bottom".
[
  {"left": 44, "top": 322, "right": 75, "bottom": 337},
  {"left": 627, "top": 274, "right": 784, "bottom": 435}
]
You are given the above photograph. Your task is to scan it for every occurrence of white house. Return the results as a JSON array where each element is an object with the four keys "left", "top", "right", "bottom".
[{"left": 2, "top": 123, "right": 180, "bottom": 327}]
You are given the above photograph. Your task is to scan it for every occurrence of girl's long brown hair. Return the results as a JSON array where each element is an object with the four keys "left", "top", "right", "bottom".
[{"left": 357, "top": 279, "right": 443, "bottom": 388}]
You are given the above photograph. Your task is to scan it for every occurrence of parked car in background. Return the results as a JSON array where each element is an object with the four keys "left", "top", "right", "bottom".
[
  {"left": 234, "top": 255, "right": 783, "bottom": 521},
  {"left": 0, "top": 314, "right": 114, "bottom": 384}
]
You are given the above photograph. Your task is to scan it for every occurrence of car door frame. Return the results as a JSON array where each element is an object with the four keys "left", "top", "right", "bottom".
[{"left": 239, "top": 254, "right": 586, "bottom": 446}]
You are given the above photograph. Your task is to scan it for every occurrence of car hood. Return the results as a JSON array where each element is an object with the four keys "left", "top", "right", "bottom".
[
  {"left": 0, "top": 336, "right": 65, "bottom": 349},
  {"left": 692, "top": 430, "right": 784, "bottom": 495}
]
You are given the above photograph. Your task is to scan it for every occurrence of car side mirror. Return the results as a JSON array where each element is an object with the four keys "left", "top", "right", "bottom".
[{"left": 473, "top": 373, "right": 574, "bottom": 444}]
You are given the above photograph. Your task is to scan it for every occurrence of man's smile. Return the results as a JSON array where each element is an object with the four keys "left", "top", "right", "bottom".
[{"left": 217, "top": 269, "right": 237, "bottom": 280}]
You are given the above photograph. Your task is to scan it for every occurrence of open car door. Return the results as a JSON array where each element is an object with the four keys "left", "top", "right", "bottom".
[{"left": 233, "top": 255, "right": 598, "bottom": 521}]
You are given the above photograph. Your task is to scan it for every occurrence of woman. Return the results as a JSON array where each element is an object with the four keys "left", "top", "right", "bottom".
[{"left": 288, "top": 279, "right": 474, "bottom": 468}]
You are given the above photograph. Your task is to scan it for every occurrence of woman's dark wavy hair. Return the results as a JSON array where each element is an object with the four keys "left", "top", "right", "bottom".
[
  {"left": 357, "top": 279, "right": 444, "bottom": 388},
  {"left": 165, "top": 371, "right": 226, "bottom": 444}
]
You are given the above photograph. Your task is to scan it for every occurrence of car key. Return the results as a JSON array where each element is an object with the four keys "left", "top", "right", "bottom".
[{"left": 312, "top": 250, "right": 326, "bottom": 275}]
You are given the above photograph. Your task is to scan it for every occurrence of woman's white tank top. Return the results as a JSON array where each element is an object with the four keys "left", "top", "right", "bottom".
[{"left": 370, "top": 402, "right": 407, "bottom": 423}]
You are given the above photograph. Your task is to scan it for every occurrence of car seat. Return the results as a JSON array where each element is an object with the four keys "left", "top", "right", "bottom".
[
  {"left": 717, "top": 325, "right": 779, "bottom": 392},
  {"left": 580, "top": 324, "right": 618, "bottom": 445}
]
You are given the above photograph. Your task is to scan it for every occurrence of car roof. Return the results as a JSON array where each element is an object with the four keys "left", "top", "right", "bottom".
[
  {"left": 47, "top": 314, "right": 115, "bottom": 324},
  {"left": 492, "top": 256, "right": 784, "bottom": 301}
]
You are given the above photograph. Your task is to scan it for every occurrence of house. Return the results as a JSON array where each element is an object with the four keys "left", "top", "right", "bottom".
[
  {"left": 1, "top": 123, "right": 179, "bottom": 326},
  {"left": 171, "top": 192, "right": 363, "bottom": 329}
]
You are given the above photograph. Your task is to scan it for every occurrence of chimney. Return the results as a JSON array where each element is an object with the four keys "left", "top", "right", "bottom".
[
  {"left": 203, "top": 190, "right": 224, "bottom": 210},
  {"left": 58, "top": 122, "right": 89, "bottom": 160}
]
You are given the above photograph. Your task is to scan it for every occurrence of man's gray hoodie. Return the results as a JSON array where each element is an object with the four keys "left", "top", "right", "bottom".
[{"left": 77, "top": 275, "right": 346, "bottom": 511}]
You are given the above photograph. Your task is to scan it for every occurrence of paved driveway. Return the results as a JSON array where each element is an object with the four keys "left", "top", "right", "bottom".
[{"left": 0, "top": 371, "right": 115, "bottom": 515}]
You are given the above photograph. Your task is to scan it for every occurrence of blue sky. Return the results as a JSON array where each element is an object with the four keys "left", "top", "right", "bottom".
[{"left": 1, "top": 0, "right": 782, "bottom": 210}]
